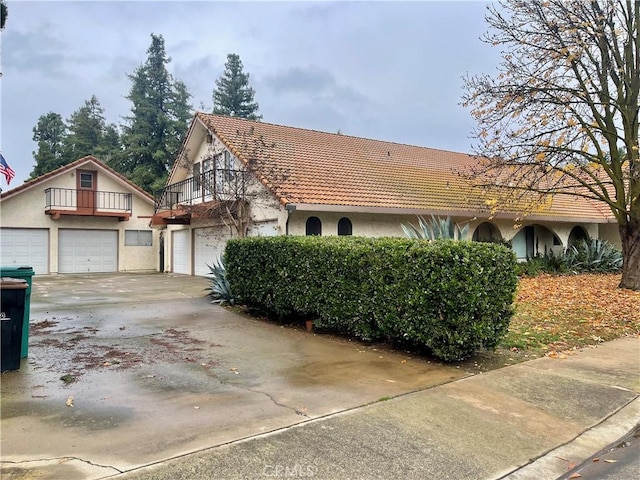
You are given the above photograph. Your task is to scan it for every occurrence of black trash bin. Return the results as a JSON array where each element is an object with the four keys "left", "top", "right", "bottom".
[{"left": 1, "top": 277, "right": 28, "bottom": 372}]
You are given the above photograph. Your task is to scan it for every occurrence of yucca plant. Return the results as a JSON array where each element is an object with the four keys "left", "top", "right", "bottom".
[
  {"left": 401, "top": 215, "right": 469, "bottom": 241},
  {"left": 205, "top": 256, "right": 236, "bottom": 305},
  {"left": 565, "top": 239, "right": 623, "bottom": 273}
]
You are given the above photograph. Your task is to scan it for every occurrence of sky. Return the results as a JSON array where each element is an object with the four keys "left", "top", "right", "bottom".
[{"left": 0, "top": 0, "right": 503, "bottom": 189}]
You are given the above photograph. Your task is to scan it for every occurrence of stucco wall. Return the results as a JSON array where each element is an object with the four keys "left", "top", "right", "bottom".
[{"left": 0, "top": 166, "right": 157, "bottom": 274}]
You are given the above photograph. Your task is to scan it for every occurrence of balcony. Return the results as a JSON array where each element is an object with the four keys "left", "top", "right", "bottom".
[
  {"left": 45, "top": 188, "right": 132, "bottom": 221},
  {"left": 153, "top": 169, "right": 248, "bottom": 225}
]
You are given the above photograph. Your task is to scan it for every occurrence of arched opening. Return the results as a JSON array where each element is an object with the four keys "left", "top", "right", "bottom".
[
  {"left": 338, "top": 217, "right": 353, "bottom": 236},
  {"left": 568, "top": 226, "right": 589, "bottom": 247},
  {"left": 305, "top": 216, "right": 322, "bottom": 236},
  {"left": 472, "top": 222, "right": 502, "bottom": 243},
  {"left": 511, "top": 224, "right": 562, "bottom": 260}
]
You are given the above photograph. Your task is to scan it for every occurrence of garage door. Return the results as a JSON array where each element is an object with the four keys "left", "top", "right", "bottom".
[
  {"left": 194, "top": 227, "right": 230, "bottom": 276},
  {"left": 172, "top": 229, "right": 190, "bottom": 274},
  {"left": 59, "top": 229, "right": 118, "bottom": 273},
  {"left": 0, "top": 228, "right": 49, "bottom": 275}
]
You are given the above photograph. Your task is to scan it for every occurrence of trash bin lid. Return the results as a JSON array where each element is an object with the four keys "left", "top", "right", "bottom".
[{"left": 0, "top": 277, "right": 28, "bottom": 289}]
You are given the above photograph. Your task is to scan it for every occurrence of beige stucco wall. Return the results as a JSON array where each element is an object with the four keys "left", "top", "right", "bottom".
[
  {"left": 287, "top": 211, "right": 609, "bottom": 260},
  {"left": 0, "top": 164, "right": 158, "bottom": 274}
]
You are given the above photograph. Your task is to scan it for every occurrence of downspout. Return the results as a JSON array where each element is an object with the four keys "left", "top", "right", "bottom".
[{"left": 285, "top": 204, "right": 296, "bottom": 235}]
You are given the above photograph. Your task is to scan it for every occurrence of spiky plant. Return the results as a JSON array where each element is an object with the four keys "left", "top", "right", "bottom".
[
  {"left": 565, "top": 239, "right": 623, "bottom": 273},
  {"left": 205, "top": 256, "right": 236, "bottom": 305},
  {"left": 401, "top": 215, "right": 469, "bottom": 241}
]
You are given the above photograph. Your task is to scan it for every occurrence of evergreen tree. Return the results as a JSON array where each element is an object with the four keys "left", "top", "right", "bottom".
[
  {"left": 63, "top": 95, "right": 119, "bottom": 162},
  {"left": 30, "top": 112, "right": 67, "bottom": 179},
  {"left": 1, "top": 0, "right": 8, "bottom": 30},
  {"left": 119, "top": 33, "right": 192, "bottom": 193},
  {"left": 212, "top": 53, "right": 261, "bottom": 120}
]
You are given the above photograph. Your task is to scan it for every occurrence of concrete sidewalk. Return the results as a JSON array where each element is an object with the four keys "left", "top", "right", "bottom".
[
  {"left": 113, "top": 337, "right": 640, "bottom": 480},
  {"left": 1, "top": 273, "right": 638, "bottom": 480}
]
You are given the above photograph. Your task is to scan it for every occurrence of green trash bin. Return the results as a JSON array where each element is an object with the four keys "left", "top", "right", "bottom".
[
  {"left": 0, "top": 266, "right": 34, "bottom": 358},
  {"left": 1, "top": 277, "right": 28, "bottom": 371}
]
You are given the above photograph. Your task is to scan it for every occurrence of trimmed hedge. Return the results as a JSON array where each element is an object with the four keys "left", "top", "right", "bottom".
[{"left": 225, "top": 236, "right": 518, "bottom": 362}]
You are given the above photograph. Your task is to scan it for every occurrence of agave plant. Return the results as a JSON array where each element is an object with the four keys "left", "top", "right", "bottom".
[
  {"left": 205, "top": 256, "right": 236, "bottom": 305},
  {"left": 565, "top": 239, "right": 623, "bottom": 273},
  {"left": 401, "top": 215, "right": 469, "bottom": 241}
]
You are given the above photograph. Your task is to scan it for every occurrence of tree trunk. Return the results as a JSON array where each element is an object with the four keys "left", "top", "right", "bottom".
[{"left": 619, "top": 220, "right": 640, "bottom": 291}]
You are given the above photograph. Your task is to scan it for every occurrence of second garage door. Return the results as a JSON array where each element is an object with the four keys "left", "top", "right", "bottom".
[
  {"left": 193, "top": 227, "right": 230, "bottom": 277},
  {"left": 59, "top": 229, "right": 118, "bottom": 273},
  {"left": 172, "top": 229, "right": 190, "bottom": 274}
]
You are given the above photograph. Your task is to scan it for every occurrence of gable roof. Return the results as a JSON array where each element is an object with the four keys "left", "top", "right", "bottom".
[
  {"left": 0, "top": 156, "right": 154, "bottom": 203},
  {"left": 190, "top": 112, "right": 612, "bottom": 222}
]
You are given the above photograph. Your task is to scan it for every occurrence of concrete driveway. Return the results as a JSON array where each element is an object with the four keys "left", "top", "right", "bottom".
[{"left": 1, "top": 273, "right": 466, "bottom": 479}]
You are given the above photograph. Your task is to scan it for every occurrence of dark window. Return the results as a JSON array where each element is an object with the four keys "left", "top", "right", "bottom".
[
  {"left": 306, "top": 217, "right": 322, "bottom": 236},
  {"left": 338, "top": 217, "right": 352, "bottom": 236},
  {"left": 80, "top": 172, "right": 93, "bottom": 189}
]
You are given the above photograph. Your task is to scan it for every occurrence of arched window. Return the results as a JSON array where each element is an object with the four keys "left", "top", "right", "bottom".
[
  {"left": 338, "top": 217, "right": 353, "bottom": 236},
  {"left": 305, "top": 217, "right": 322, "bottom": 236}
]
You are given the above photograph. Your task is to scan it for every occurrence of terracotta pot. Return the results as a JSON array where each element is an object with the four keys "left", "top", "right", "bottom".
[{"left": 305, "top": 320, "right": 314, "bottom": 332}]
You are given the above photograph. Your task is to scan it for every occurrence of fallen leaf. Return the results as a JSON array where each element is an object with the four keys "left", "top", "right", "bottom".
[
  {"left": 66, "top": 396, "right": 74, "bottom": 407},
  {"left": 295, "top": 406, "right": 307, "bottom": 416},
  {"left": 568, "top": 473, "right": 581, "bottom": 479},
  {"left": 592, "top": 457, "right": 600, "bottom": 462},
  {"left": 568, "top": 461, "right": 577, "bottom": 470},
  {"left": 401, "top": 359, "right": 407, "bottom": 364},
  {"left": 604, "top": 459, "right": 618, "bottom": 463}
]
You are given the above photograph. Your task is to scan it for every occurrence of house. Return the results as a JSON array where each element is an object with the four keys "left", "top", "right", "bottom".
[
  {"left": 152, "top": 112, "right": 619, "bottom": 276},
  {"left": 0, "top": 156, "right": 158, "bottom": 275}
]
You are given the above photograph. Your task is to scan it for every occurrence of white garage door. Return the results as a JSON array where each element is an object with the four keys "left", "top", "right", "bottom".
[
  {"left": 59, "top": 229, "right": 118, "bottom": 273},
  {"left": 172, "top": 229, "right": 190, "bottom": 275},
  {"left": 194, "top": 227, "right": 230, "bottom": 277},
  {"left": 0, "top": 228, "right": 49, "bottom": 275}
]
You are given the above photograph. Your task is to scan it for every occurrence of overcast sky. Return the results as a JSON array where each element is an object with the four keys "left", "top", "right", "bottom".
[{"left": 1, "top": 0, "right": 501, "bottom": 188}]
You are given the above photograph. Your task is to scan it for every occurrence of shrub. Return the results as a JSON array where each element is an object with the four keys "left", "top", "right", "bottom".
[
  {"left": 225, "top": 236, "right": 517, "bottom": 362},
  {"left": 516, "top": 239, "right": 622, "bottom": 276}
]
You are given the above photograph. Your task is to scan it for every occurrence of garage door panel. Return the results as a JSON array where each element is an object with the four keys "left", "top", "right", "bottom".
[
  {"left": 59, "top": 230, "right": 118, "bottom": 273},
  {"left": 194, "top": 227, "right": 230, "bottom": 277},
  {"left": 0, "top": 228, "right": 49, "bottom": 274},
  {"left": 172, "top": 230, "right": 190, "bottom": 275}
]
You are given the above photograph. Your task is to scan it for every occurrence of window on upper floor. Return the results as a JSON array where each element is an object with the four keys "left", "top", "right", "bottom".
[{"left": 193, "top": 162, "right": 201, "bottom": 191}]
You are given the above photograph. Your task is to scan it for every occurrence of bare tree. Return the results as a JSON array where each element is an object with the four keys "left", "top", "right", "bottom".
[{"left": 462, "top": 0, "right": 639, "bottom": 290}]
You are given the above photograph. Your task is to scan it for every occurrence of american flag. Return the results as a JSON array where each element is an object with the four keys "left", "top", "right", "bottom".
[{"left": 0, "top": 153, "right": 15, "bottom": 184}]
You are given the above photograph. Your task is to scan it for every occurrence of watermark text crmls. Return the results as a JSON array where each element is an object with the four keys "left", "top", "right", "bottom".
[{"left": 263, "top": 464, "right": 317, "bottom": 477}]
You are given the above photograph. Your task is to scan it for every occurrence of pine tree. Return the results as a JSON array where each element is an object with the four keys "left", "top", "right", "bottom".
[
  {"left": 119, "top": 33, "right": 192, "bottom": 193},
  {"left": 1, "top": 0, "right": 8, "bottom": 30},
  {"left": 212, "top": 54, "right": 261, "bottom": 120},
  {"left": 63, "top": 95, "right": 118, "bottom": 162},
  {"left": 30, "top": 112, "right": 67, "bottom": 179}
]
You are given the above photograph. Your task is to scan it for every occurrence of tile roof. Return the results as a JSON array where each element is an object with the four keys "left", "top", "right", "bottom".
[
  {"left": 194, "top": 113, "right": 613, "bottom": 222},
  {"left": 0, "top": 156, "right": 154, "bottom": 202}
]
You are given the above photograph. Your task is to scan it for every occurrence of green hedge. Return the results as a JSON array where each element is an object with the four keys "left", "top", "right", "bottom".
[{"left": 225, "top": 236, "right": 518, "bottom": 362}]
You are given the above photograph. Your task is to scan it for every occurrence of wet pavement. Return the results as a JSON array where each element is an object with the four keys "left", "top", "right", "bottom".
[{"left": 1, "top": 273, "right": 466, "bottom": 479}]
